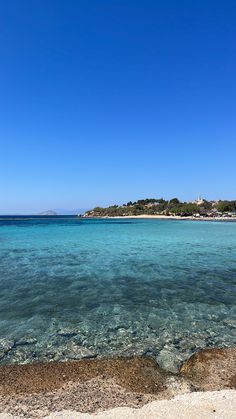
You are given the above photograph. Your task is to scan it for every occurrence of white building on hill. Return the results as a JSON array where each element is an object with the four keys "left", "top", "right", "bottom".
[{"left": 195, "top": 194, "right": 204, "bottom": 205}]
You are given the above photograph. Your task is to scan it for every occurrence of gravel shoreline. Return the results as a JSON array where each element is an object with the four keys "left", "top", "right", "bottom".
[{"left": 0, "top": 348, "right": 235, "bottom": 418}]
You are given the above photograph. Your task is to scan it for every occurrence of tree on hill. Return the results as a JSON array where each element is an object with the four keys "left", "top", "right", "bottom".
[
  {"left": 199, "top": 200, "right": 212, "bottom": 211},
  {"left": 217, "top": 201, "right": 233, "bottom": 213},
  {"left": 169, "top": 198, "right": 180, "bottom": 206},
  {"left": 170, "top": 203, "right": 199, "bottom": 216}
]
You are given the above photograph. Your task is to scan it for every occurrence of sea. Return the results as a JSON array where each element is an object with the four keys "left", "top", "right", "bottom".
[{"left": 0, "top": 216, "right": 235, "bottom": 372}]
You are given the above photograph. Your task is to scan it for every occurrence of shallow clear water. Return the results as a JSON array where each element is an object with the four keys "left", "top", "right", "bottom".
[{"left": 0, "top": 217, "right": 235, "bottom": 371}]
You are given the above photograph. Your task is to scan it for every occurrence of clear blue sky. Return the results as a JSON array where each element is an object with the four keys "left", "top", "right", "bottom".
[{"left": 1, "top": 1, "right": 236, "bottom": 213}]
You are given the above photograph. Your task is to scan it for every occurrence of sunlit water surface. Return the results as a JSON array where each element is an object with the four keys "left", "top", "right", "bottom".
[{"left": 0, "top": 217, "right": 235, "bottom": 371}]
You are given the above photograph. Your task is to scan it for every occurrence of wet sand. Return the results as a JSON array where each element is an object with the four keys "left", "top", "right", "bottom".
[{"left": 0, "top": 348, "right": 235, "bottom": 418}]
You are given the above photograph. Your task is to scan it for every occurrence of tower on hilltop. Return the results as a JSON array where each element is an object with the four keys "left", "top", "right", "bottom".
[{"left": 196, "top": 194, "right": 204, "bottom": 205}]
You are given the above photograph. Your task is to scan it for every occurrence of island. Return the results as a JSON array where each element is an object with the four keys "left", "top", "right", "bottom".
[{"left": 38, "top": 210, "right": 58, "bottom": 216}]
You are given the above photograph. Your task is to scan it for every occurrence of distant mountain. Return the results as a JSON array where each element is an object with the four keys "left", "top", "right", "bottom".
[
  {"left": 38, "top": 210, "right": 58, "bottom": 216},
  {"left": 37, "top": 208, "right": 89, "bottom": 216}
]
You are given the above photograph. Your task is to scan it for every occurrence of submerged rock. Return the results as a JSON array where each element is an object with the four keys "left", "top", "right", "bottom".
[
  {"left": 66, "top": 346, "right": 97, "bottom": 360},
  {"left": 2, "top": 346, "right": 38, "bottom": 365},
  {"left": 0, "top": 339, "right": 14, "bottom": 352},
  {"left": 16, "top": 337, "right": 37, "bottom": 346},
  {"left": 50, "top": 340, "right": 97, "bottom": 361},
  {"left": 156, "top": 347, "right": 183, "bottom": 373},
  {"left": 0, "top": 339, "right": 15, "bottom": 359},
  {"left": 120, "top": 346, "right": 147, "bottom": 358},
  {"left": 57, "top": 329, "right": 78, "bottom": 338}
]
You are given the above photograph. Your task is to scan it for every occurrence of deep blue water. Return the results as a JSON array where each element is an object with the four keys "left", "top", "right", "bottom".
[{"left": 0, "top": 216, "right": 235, "bottom": 371}]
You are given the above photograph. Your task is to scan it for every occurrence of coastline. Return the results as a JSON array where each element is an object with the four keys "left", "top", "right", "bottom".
[
  {"left": 97, "top": 214, "right": 236, "bottom": 221},
  {"left": 0, "top": 348, "right": 235, "bottom": 418}
]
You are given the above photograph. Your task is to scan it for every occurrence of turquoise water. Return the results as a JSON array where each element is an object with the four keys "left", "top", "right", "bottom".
[{"left": 0, "top": 217, "right": 235, "bottom": 371}]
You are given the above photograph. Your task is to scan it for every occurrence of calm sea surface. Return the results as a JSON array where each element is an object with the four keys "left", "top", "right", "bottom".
[{"left": 0, "top": 216, "right": 235, "bottom": 371}]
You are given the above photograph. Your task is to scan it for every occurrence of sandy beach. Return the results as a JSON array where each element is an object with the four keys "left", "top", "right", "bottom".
[
  {"left": 0, "top": 348, "right": 235, "bottom": 418},
  {"left": 1, "top": 390, "right": 235, "bottom": 419},
  {"left": 45, "top": 390, "right": 236, "bottom": 419},
  {"left": 101, "top": 214, "right": 236, "bottom": 221}
]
